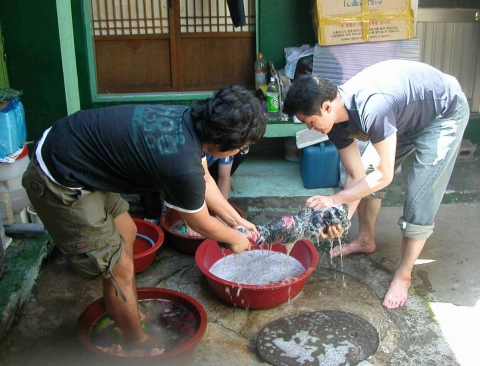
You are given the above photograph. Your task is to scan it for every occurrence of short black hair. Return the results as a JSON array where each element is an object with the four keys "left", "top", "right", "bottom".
[
  {"left": 191, "top": 85, "right": 267, "bottom": 152},
  {"left": 283, "top": 75, "right": 338, "bottom": 118}
]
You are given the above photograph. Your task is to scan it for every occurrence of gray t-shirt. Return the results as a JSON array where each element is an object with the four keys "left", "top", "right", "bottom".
[{"left": 328, "top": 60, "right": 464, "bottom": 149}]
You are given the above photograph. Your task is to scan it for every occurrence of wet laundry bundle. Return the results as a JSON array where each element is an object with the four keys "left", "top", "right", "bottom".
[{"left": 220, "top": 204, "right": 351, "bottom": 247}]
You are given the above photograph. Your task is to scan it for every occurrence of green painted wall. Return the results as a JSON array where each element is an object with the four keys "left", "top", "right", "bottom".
[
  {"left": 0, "top": 0, "right": 67, "bottom": 144},
  {"left": 71, "top": 0, "right": 94, "bottom": 110},
  {"left": 257, "top": 0, "right": 316, "bottom": 73},
  {"left": 0, "top": 26, "right": 9, "bottom": 87}
]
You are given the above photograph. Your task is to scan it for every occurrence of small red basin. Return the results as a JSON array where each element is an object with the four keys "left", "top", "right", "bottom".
[
  {"left": 133, "top": 218, "right": 164, "bottom": 273},
  {"left": 160, "top": 205, "right": 245, "bottom": 255}
]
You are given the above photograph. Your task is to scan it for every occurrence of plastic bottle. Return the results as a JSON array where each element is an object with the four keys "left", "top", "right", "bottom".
[
  {"left": 266, "top": 77, "right": 280, "bottom": 121},
  {"left": 254, "top": 53, "right": 267, "bottom": 92}
]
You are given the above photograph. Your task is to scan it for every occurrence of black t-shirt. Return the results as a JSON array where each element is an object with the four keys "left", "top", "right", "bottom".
[
  {"left": 41, "top": 104, "right": 206, "bottom": 212},
  {"left": 328, "top": 60, "right": 463, "bottom": 150}
]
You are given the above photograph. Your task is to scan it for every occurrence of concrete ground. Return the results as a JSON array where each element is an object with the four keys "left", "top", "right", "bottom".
[{"left": 0, "top": 151, "right": 479, "bottom": 366}]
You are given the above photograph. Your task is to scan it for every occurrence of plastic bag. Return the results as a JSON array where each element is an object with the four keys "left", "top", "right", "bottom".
[
  {"left": 284, "top": 45, "right": 315, "bottom": 80},
  {"left": 294, "top": 55, "right": 313, "bottom": 79},
  {"left": 0, "top": 97, "right": 27, "bottom": 158},
  {"left": 0, "top": 88, "right": 23, "bottom": 102}
]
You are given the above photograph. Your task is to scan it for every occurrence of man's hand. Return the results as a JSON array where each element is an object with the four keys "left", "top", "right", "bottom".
[
  {"left": 227, "top": 231, "right": 252, "bottom": 254},
  {"left": 237, "top": 218, "right": 259, "bottom": 235},
  {"left": 306, "top": 195, "right": 336, "bottom": 211},
  {"left": 319, "top": 223, "right": 343, "bottom": 239}
]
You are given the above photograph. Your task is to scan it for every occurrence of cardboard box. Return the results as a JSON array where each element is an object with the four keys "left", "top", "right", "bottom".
[
  {"left": 313, "top": 0, "right": 415, "bottom": 46},
  {"left": 320, "top": 0, "right": 409, "bottom": 16}
]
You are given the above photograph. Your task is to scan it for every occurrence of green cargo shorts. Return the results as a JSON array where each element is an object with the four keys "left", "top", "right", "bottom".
[{"left": 22, "top": 154, "right": 129, "bottom": 281}]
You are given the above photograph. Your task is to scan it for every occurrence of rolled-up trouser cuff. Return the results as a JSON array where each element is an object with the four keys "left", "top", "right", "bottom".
[{"left": 398, "top": 217, "right": 434, "bottom": 240}]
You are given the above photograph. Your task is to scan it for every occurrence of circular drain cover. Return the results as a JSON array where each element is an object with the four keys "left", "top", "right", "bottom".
[{"left": 256, "top": 311, "right": 379, "bottom": 366}]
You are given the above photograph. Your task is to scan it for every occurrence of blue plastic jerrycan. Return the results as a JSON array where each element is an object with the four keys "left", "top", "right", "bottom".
[
  {"left": 300, "top": 141, "right": 340, "bottom": 189},
  {"left": 0, "top": 97, "right": 26, "bottom": 158}
]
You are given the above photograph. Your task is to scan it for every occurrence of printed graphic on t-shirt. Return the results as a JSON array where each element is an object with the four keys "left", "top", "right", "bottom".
[
  {"left": 132, "top": 105, "right": 186, "bottom": 155},
  {"left": 348, "top": 130, "right": 369, "bottom": 141}
]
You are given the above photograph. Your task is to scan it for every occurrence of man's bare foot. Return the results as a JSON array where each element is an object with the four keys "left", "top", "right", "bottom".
[
  {"left": 383, "top": 272, "right": 411, "bottom": 309},
  {"left": 330, "top": 238, "right": 376, "bottom": 258},
  {"left": 139, "top": 309, "right": 155, "bottom": 323},
  {"left": 124, "top": 335, "right": 165, "bottom": 357}
]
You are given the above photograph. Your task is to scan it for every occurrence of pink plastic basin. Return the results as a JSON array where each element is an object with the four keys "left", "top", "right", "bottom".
[
  {"left": 133, "top": 218, "right": 164, "bottom": 273},
  {"left": 77, "top": 287, "right": 208, "bottom": 364},
  {"left": 160, "top": 206, "right": 245, "bottom": 255},
  {"left": 195, "top": 239, "right": 319, "bottom": 309}
]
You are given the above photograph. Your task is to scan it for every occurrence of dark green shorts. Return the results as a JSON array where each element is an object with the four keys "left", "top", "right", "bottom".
[{"left": 22, "top": 155, "right": 129, "bottom": 280}]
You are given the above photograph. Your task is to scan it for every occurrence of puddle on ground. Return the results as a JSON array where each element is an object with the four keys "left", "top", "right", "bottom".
[{"left": 257, "top": 310, "right": 379, "bottom": 366}]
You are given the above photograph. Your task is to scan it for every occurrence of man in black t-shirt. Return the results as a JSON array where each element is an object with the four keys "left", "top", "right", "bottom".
[
  {"left": 22, "top": 85, "right": 266, "bottom": 354},
  {"left": 284, "top": 60, "right": 469, "bottom": 310}
]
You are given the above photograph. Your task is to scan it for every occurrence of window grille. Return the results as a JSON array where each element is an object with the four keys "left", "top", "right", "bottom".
[{"left": 91, "top": 0, "right": 255, "bottom": 36}]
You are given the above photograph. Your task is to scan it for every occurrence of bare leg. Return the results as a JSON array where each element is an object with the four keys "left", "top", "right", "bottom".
[
  {"left": 103, "top": 212, "right": 147, "bottom": 343},
  {"left": 115, "top": 213, "right": 147, "bottom": 321},
  {"left": 331, "top": 198, "right": 381, "bottom": 257},
  {"left": 114, "top": 212, "right": 147, "bottom": 321},
  {"left": 383, "top": 236, "right": 426, "bottom": 309}
]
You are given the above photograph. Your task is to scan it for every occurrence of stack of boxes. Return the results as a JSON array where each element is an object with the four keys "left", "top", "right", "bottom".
[{"left": 312, "top": 0, "right": 415, "bottom": 46}]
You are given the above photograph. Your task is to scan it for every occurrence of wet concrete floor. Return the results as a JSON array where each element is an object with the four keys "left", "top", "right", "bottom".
[{"left": 1, "top": 199, "right": 479, "bottom": 366}]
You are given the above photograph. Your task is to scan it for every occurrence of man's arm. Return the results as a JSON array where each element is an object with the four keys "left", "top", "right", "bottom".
[
  {"left": 178, "top": 206, "right": 250, "bottom": 253},
  {"left": 307, "top": 134, "right": 397, "bottom": 210},
  {"left": 217, "top": 163, "right": 232, "bottom": 200},
  {"left": 338, "top": 142, "right": 367, "bottom": 218},
  {"left": 202, "top": 159, "right": 258, "bottom": 233}
]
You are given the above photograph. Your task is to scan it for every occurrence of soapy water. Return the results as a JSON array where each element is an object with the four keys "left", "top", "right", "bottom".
[
  {"left": 89, "top": 299, "right": 199, "bottom": 357},
  {"left": 209, "top": 250, "right": 306, "bottom": 285}
]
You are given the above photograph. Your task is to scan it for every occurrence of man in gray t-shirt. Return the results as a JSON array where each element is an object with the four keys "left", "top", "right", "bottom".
[{"left": 284, "top": 60, "right": 469, "bottom": 310}]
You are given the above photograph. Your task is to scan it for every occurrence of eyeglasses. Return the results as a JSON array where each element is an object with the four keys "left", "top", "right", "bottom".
[{"left": 239, "top": 145, "right": 250, "bottom": 155}]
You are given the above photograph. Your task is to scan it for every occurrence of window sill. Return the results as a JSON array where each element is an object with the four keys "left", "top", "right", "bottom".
[
  {"left": 92, "top": 94, "right": 305, "bottom": 137},
  {"left": 265, "top": 121, "right": 305, "bottom": 138},
  {"left": 92, "top": 91, "right": 215, "bottom": 103}
]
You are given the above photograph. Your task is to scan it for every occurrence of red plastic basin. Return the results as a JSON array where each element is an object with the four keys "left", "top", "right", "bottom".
[
  {"left": 133, "top": 218, "right": 164, "bottom": 273},
  {"left": 160, "top": 206, "right": 245, "bottom": 255},
  {"left": 77, "top": 287, "right": 208, "bottom": 365},
  {"left": 195, "top": 239, "right": 319, "bottom": 309}
]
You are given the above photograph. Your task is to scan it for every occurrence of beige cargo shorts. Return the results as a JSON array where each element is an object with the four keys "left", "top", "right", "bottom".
[{"left": 22, "top": 154, "right": 129, "bottom": 281}]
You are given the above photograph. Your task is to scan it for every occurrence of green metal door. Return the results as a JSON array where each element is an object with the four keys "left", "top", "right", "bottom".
[{"left": 0, "top": 21, "right": 9, "bottom": 88}]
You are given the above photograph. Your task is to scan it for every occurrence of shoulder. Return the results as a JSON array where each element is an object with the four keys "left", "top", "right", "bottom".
[{"left": 363, "top": 94, "right": 397, "bottom": 117}]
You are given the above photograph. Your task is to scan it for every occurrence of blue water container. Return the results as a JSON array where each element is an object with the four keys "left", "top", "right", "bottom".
[
  {"left": 0, "top": 97, "right": 26, "bottom": 158},
  {"left": 300, "top": 141, "right": 340, "bottom": 189}
]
